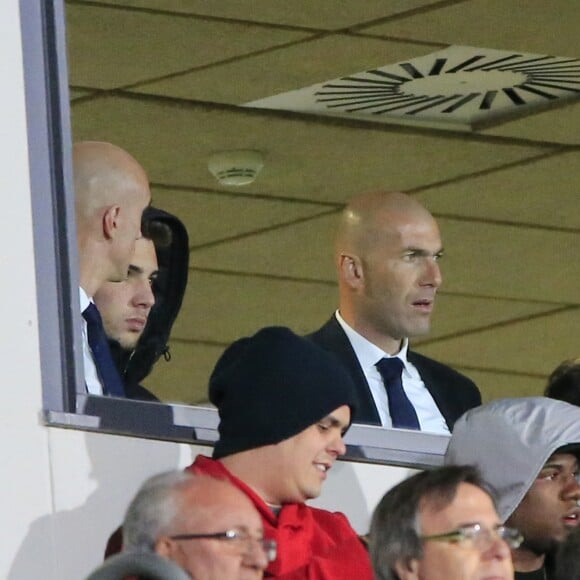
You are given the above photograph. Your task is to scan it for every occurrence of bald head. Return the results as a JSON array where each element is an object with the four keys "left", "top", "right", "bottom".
[
  {"left": 335, "top": 191, "right": 436, "bottom": 260},
  {"left": 74, "top": 141, "right": 151, "bottom": 295},
  {"left": 336, "top": 191, "right": 443, "bottom": 353},
  {"left": 74, "top": 141, "right": 149, "bottom": 216}
]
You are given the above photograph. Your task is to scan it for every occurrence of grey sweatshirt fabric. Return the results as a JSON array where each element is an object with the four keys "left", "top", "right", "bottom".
[{"left": 444, "top": 397, "right": 580, "bottom": 522}]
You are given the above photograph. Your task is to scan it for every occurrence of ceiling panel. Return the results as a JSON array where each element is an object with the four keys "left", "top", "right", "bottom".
[
  {"left": 89, "top": 0, "right": 444, "bottom": 29},
  {"left": 416, "top": 294, "right": 561, "bottom": 343},
  {"left": 416, "top": 307, "right": 580, "bottom": 376},
  {"left": 361, "top": 0, "right": 580, "bottom": 58},
  {"left": 71, "top": 96, "right": 546, "bottom": 203},
  {"left": 151, "top": 187, "right": 334, "bottom": 248},
  {"left": 173, "top": 271, "right": 337, "bottom": 343},
  {"left": 70, "top": 88, "right": 93, "bottom": 100},
  {"left": 440, "top": 218, "right": 580, "bottom": 303},
  {"left": 482, "top": 101, "right": 580, "bottom": 145},
  {"left": 67, "top": 3, "right": 311, "bottom": 89},
  {"left": 136, "top": 36, "right": 437, "bottom": 104},
  {"left": 416, "top": 150, "right": 580, "bottom": 229},
  {"left": 188, "top": 213, "right": 344, "bottom": 281}
]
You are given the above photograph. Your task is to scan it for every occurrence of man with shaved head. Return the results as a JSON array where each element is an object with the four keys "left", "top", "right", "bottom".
[
  {"left": 310, "top": 191, "right": 480, "bottom": 433},
  {"left": 74, "top": 141, "right": 151, "bottom": 397}
]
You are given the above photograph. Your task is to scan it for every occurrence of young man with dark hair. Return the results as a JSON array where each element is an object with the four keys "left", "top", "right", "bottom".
[
  {"left": 188, "top": 326, "right": 373, "bottom": 580},
  {"left": 94, "top": 206, "right": 189, "bottom": 400},
  {"left": 446, "top": 397, "right": 580, "bottom": 579}
]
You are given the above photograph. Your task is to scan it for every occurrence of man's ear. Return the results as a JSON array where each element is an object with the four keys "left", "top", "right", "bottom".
[
  {"left": 154, "top": 536, "right": 173, "bottom": 558},
  {"left": 102, "top": 205, "right": 120, "bottom": 240},
  {"left": 338, "top": 253, "right": 364, "bottom": 289},
  {"left": 393, "top": 557, "right": 420, "bottom": 580}
]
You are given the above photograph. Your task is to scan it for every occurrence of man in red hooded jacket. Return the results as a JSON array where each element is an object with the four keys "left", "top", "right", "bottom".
[{"left": 188, "top": 326, "right": 373, "bottom": 580}]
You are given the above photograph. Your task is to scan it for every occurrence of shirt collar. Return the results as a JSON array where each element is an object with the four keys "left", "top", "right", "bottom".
[
  {"left": 335, "top": 310, "right": 410, "bottom": 373},
  {"left": 79, "top": 286, "right": 92, "bottom": 312}
]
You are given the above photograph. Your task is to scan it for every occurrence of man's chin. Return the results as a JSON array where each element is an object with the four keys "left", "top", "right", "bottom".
[
  {"left": 521, "top": 536, "right": 562, "bottom": 557},
  {"left": 118, "top": 336, "right": 141, "bottom": 351}
]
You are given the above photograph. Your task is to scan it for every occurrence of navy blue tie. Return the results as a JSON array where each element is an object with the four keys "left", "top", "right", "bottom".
[
  {"left": 82, "top": 302, "right": 126, "bottom": 397},
  {"left": 376, "top": 357, "right": 420, "bottom": 430}
]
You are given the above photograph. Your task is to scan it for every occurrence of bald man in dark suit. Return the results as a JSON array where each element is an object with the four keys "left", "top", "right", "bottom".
[{"left": 309, "top": 191, "right": 480, "bottom": 434}]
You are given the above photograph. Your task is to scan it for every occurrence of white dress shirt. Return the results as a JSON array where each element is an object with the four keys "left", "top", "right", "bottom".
[
  {"left": 335, "top": 311, "right": 450, "bottom": 435},
  {"left": 79, "top": 287, "right": 104, "bottom": 396}
]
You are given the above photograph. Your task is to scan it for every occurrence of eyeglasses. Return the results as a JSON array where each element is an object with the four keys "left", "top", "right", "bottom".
[
  {"left": 169, "top": 528, "right": 277, "bottom": 562},
  {"left": 421, "top": 524, "right": 523, "bottom": 552}
]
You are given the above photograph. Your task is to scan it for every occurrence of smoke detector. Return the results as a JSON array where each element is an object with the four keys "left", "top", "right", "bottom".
[
  {"left": 208, "top": 150, "right": 264, "bottom": 186},
  {"left": 245, "top": 45, "right": 580, "bottom": 131}
]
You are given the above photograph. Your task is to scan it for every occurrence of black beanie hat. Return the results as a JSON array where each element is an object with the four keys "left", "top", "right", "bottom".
[{"left": 209, "top": 326, "right": 357, "bottom": 459}]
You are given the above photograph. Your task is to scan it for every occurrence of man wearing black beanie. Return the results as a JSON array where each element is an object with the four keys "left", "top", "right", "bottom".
[{"left": 186, "top": 326, "right": 373, "bottom": 580}]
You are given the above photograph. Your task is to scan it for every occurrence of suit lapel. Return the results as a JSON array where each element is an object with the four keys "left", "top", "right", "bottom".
[
  {"left": 311, "top": 317, "right": 381, "bottom": 424},
  {"left": 408, "top": 351, "right": 452, "bottom": 429}
]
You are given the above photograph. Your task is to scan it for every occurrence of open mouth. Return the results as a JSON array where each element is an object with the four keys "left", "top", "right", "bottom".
[
  {"left": 563, "top": 511, "right": 580, "bottom": 527},
  {"left": 314, "top": 463, "right": 329, "bottom": 476}
]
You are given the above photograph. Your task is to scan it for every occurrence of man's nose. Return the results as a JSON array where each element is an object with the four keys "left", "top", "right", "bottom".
[
  {"left": 135, "top": 281, "right": 155, "bottom": 308},
  {"left": 244, "top": 538, "right": 269, "bottom": 571},
  {"left": 484, "top": 534, "right": 512, "bottom": 561},
  {"left": 421, "top": 258, "right": 442, "bottom": 288},
  {"left": 561, "top": 473, "right": 580, "bottom": 499},
  {"left": 328, "top": 433, "right": 347, "bottom": 458}
]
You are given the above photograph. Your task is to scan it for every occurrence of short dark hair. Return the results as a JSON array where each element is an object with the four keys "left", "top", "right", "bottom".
[
  {"left": 545, "top": 358, "right": 580, "bottom": 407},
  {"left": 369, "top": 465, "right": 493, "bottom": 580},
  {"left": 141, "top": 209, "right": 172, "bottom": 249}
]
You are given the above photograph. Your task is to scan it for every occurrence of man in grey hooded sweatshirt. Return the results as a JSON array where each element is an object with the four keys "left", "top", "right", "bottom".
[{"left": 445, "top": 397, "right": 580, "bottom": 580}]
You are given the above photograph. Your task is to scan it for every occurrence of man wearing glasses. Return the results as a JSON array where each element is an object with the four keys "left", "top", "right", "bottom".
[
  {"left": 369, "top": 465, "right": 518, "bottom": 580},
  {"left": 122, "top": 470, "right": 274, "bottom": 579},
  {"left": 446, "top": 397, "right": 580, "bottom": 579}
]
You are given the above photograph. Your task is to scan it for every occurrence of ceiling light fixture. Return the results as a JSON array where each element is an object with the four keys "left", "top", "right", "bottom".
[{"left": 208, "top": 150, "right": 264, "bottom": 186}]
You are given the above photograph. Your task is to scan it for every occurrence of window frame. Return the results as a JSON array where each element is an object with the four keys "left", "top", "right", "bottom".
[{"left": 27, "top": 0, "right": 447, "bottom": 470}]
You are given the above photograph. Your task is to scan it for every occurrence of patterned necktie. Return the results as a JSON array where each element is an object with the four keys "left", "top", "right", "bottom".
[
  {"left": 375, "top": 357, "right": 420, "bottom": 430},
  {"left": 82, "top": 302, "right": 126, "bottom": 397}
]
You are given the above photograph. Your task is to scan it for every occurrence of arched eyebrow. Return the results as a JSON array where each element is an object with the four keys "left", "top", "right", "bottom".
[
  {"left": 319, "top": 414, "right": 349, "bottom": 433},
  {"left": 127, "top": 264, "right": 159, "bottom": 279},
  {"left": 403, "top": 247, "right": 444, "bottom": 258}
]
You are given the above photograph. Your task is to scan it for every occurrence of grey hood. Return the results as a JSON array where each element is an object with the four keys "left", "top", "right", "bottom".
[{"left": 445, "top": 397, "right": 580, "bottom": 522}]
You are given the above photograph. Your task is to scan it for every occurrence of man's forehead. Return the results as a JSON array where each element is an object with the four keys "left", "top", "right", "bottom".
[
  {"left": 420, "top": 483, "right": 497, "bottom": 530},
  {"left": 322, "top": 405, "right": 351, "bottom": 426},
  {"left": 544, "top": 451, "right": 580, "bottom": 467},
  {"left": 183, "top": 478, "right": 261, "bottom": 521},
  {"left": 131, "top": 238, "right": 158, "bottom": 274}
]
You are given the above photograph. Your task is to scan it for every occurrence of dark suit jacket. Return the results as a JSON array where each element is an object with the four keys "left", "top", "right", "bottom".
[{"left": 308, "top": 316, "right": 481, "bottom": 430}]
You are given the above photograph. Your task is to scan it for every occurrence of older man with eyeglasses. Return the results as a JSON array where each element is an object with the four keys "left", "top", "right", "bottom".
[
  {"left": 369, "top": 465, "right": 518, "bottom": 580},
  {"left": 122, "top": 470, "right": 275, "bottom": 579}
]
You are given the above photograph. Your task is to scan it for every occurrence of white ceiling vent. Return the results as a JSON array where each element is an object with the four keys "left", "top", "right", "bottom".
[{"left": 245, "top": 45, "right": 580, "bottom": 131}]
